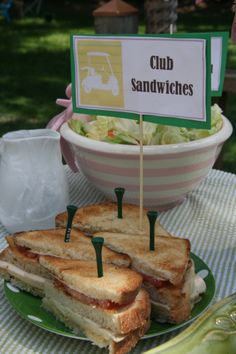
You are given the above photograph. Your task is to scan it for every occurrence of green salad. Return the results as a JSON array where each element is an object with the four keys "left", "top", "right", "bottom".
[{"left": 68, "top": 104, "right": 223, "bottom": 145}]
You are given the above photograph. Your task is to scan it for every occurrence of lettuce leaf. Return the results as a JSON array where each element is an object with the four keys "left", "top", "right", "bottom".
[{"left": 68, "top": 104, "right": 223, "bottom": 145}]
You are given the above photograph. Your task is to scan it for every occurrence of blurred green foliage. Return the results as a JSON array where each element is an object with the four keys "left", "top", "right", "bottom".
[{"left": 0, "top": 0, "right": 235, "bottom": 172}]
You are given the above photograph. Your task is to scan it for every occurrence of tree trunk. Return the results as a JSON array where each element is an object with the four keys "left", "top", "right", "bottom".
[
  {"left": 144, "top": 0, "right": 178, "bottom": 34},
  {"left": 232, "top": 0, "right": 236, "bottom": 43}
]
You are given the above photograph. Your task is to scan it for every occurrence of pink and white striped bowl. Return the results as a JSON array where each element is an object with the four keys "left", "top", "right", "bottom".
[{"left": 60, "top": 116, "right": 232, "bottom": 210}]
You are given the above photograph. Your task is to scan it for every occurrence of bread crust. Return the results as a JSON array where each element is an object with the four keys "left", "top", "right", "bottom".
[
  {"left": 140, "top": 260, "right": 196, "bottom": 323},
  {"left": 39, "top": 255, "right": 143, "bottom": 305},
  {"left": 11, "top": 229, "right": 131, "bottom": 267},
  {"left": 109, "top": 318, "right": 150, "bottom": 354},
  {"left": 116, "top": 289, "right": 151, "bottom": 334},
  {"left": 150, "top": 299, "right": 191, "bottom": 324},
  {"left": 56, "top": 202, "right": 170, "bottom": 237}
]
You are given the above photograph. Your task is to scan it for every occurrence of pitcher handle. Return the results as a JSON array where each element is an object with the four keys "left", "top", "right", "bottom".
[{"left": 0, "top": 138, "right": 3, "bottom": 157}]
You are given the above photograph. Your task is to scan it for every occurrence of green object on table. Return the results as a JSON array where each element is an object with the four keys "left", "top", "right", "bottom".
[
  {"left": 144, "top": 291, "right": 236, "bottom": 354},
  {"left": 91, "top": 237, "right": 104, "bottom": 277},
  {"left": 64, "top": 205, "right": 78, "bottom": 242},
  {"left": 147, "top": 210, "right": 158, "bottom": 251},
  {"left": 4, "top": 253, "right": 215, "bottom": 340},
  {"left": 114, "top": 187, "right": 125, "bottom": 219}
]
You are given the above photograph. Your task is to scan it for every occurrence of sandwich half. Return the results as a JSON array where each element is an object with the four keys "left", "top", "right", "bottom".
[
  {"left": 39, "top": 256, "right": 151, "bottom": 354},
  {"left": 93, "top": 232, "right": 206, "bottom": 324},
  {"left": 56, "top": 202, "right": 170, "bottom": 236},
  {"left": 0, "top": 236, "right": 47, "bottom": 296},
  {"left": 0, "top": 228, "right": 130, "bottom": 296}
]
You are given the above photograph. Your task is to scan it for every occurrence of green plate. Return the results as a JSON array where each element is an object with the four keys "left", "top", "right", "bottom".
[{"left": 4, "top": 253, "right": 215, "bottom": 340}]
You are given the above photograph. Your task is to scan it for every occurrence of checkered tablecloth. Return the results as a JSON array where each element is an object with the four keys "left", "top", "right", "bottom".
[{"left": 0, "top": 167, "right": 236, "bottom": 354}]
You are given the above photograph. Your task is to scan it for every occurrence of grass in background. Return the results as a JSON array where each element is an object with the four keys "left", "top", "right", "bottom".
[{"left": 0, "top": 1, "right": 235, "bottom": 172}]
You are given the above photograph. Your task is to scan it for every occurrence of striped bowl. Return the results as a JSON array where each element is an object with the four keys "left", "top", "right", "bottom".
[{"left": 60, "top": 116, "right": 232, "bottom": 210}]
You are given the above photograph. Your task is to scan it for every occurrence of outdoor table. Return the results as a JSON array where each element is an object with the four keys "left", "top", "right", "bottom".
[{"left": 0, "top": 166, "right": 236, "bottom": 354}]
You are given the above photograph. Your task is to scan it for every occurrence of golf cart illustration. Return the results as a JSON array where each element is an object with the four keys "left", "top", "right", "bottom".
[{"left": 81, "top": 52, "right": 119, "bottom": 96}]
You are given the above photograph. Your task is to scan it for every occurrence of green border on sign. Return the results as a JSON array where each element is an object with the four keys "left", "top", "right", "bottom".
[
  {"left": 70, "top": 33, "right": 212, "bottom": 129},
  {"left": 209, "top": 31, "right": 228, "bottom": 97}
]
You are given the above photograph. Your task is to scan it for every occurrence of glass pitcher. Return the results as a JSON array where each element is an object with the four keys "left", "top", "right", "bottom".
[{"left": 0, "top": 129, "right": 69, "bottom": 233}]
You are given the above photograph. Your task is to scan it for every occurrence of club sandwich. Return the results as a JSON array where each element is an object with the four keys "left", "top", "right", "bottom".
[
  {"left": 39, "top": 256, "right": 151, "bottom": 354},
  {"left": 0, "top": 228, "right": 130, "bottom": 296},
  {"left": 56, "top": 202, "right": 170, "bottom": 236},
  {"left": 93, "top": 232, "right": 207, "bottom": 324}
]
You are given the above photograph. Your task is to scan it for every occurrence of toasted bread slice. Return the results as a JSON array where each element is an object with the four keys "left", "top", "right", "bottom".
[
  {"left": 11, "top": 228, "right": 130, "bottom": 267},
  {"left": 56, "top": 202, "right": 170, "bottom": 237},
  {"left": 94, "top": 232, "right": 191, "bottom": 286},
  {"left": 39, "top": 255, "right": 143, "bottom": 305}
]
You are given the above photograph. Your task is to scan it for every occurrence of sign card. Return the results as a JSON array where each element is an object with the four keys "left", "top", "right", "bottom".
[
  {"left": 210, "top": 32, "right": 228, "bottom": 96},
  {"left": 71, "top": 33, "right": 212, "bottom": 129}
]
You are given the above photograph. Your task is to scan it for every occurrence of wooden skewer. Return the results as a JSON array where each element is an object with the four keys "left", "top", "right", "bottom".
[{"left": 139, "top": 114, "right": 144, "bottom": 232}]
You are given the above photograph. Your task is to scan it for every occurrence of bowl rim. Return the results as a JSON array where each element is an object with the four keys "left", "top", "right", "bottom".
[{"left": 60, "top": 115, "right": 233, "bottom": 155}]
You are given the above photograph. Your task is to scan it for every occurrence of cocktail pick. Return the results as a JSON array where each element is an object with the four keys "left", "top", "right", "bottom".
[
  {"left": 114, "top": 187, "right": 125, "bottom": 219},
  {"left": 147, "top": 210, "right": 158, "bottom": 251},
  {"left": 64, "top": 205, "right": 78, "bottom": 242},
  {"left": 92, "top": 237, "right": 104, "bottom": 277}
]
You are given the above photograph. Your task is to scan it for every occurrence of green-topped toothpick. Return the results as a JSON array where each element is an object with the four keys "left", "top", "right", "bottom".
[
  {"left": 64, "top": 205, "right": 78, "bottom": 242},
  {"left": 147, "top": 210, "right": 158, "bottom": 251},
  {"left": 114, "top": 187, "right": 125, "bottom": 219},
  {"left": 92, "top": 237, "right": 104, "bottom": 277}
]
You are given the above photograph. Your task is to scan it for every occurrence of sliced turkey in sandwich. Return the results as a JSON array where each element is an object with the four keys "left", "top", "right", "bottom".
[
  {"left": 39, "top": 256, "right": 151, "bottom": 354},
  {"left": 0, "top": 237, "right": 47, "bottom": 296}
]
